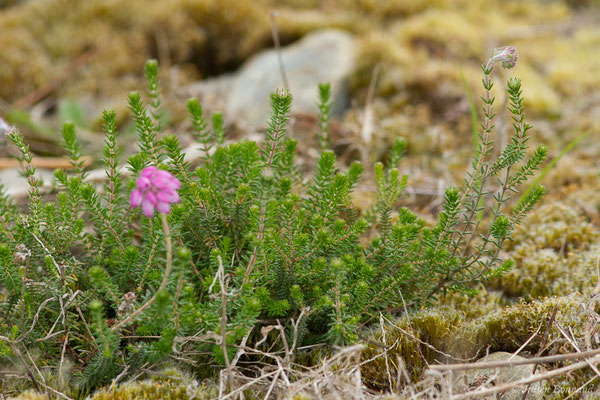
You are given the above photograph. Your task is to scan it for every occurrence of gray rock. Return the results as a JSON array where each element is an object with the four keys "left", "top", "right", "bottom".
[
  {"left": 451, "top": 352, "right": 546, "bottom": 399},
  {"left": 185, "top": 29, "right": 357, "bottom": 128},
  {"left": 0, "top": 168, "right": 55, "bottom": 197}
]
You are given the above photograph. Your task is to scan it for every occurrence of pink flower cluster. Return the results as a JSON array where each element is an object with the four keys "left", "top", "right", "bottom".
[{"left": 130, "top": 166, "right": 181, "bottom": 218}]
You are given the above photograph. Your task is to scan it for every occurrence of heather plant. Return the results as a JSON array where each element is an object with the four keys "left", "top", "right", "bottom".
[{"left": 0, "top": 48, "right": 545, "bottom": 396}]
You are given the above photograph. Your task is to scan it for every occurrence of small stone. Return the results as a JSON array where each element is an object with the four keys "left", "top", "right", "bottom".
[
  {"left": 0, "top": 168, "right": 55, "bottom": 197},
  {"left": 185, "top": 29, "right": 357, "bottom": 128},
  {"left": 452, "top": 352, "right": 546, "bottom": 399}
]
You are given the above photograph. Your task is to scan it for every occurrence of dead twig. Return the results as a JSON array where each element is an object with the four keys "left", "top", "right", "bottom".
[
  {"left": 521, "top": 304, "right": 559, "bottom": 400},
  {"left": 450, "top": 355, "right": 600, "bottom": 400},
  {"left": 380, "top": 313, "right": 395, "bottom": 391},
  {"left": 0, "top": 155, "right": 93, "bottom": 170},
  {"left": 556, "top": 321, "right": 600, "bottom": 379},
  {"left": 12, "top": 48, "right": 98, "bottom": 110},
  {"left": 430, "top": 347, "right": 600, "bottom": 372},
  {"left": 586, "top": 255, "right": 600, "bottom": 350},
  {"left": 379, "top": 313, "right": 472, "bottom": 363}
]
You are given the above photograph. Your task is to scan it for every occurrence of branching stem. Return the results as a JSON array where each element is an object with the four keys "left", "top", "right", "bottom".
[{"left": 113, "top": 214, "right": 172, "bottom": 331}]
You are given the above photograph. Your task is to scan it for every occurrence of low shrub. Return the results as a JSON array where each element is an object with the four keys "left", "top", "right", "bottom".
[{"left": 0, "top": 47, "right": 545, "bottom": 396}]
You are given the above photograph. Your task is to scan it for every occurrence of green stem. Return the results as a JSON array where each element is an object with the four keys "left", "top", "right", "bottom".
[{"left": 112, "top": 213, "right": 172, "bottom": 331}]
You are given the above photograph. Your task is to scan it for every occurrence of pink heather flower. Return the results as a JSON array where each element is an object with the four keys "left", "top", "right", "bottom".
[{"left": 130, "top": 166, "right": 181, "bottom": 218}]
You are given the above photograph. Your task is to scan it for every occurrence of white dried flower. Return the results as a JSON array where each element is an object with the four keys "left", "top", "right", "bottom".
[
  {"left": 492, "top": 46, "right": 519, "bottom": 69},
  {"left": 117, "top": 291, "right": 137, "bottom": 316},
  {"left": 13, "top": 244, "right": 31, "bottom": 264}
]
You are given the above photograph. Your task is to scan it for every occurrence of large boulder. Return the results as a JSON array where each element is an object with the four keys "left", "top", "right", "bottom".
[{"left": 185, "top": 29, "right": 357, "bottom": 128}]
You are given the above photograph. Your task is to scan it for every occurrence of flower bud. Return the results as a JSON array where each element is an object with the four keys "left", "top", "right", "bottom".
[
  {"left": 492, "top": 46, "right": 519, "bottom": 69},
  {"left": 89, "top": 300, "right": 102, "bottom": 312},
  {"left": 0, "top": 117, "right": 13, "bottom": 136}
]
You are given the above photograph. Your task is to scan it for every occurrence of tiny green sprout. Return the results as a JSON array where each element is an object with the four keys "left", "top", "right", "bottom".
[
  {"left": 88, "top": 266, "right": 103, "bottom": 280},
  {"left": 177, "top": 247, "right": 191, "bottom": 259},
  {"left": 183, "top": 285, "right": 195, "bottom": 296},
  {"left": 356, "top": 280, "right": 369, "bottom": 293},
  {"left": 342, "top": 254, "right": 355, "bottom": 264},
  {"left": 334, "top": 219, "right": 346, "bottom": 231},
  {"left": 491, "top": 215, "right": 512, "bottom": 240},
  {"left": 291, "top": 284, "right": 303, "bottom": 304},
  {"left": 155, "top": 290, "right": 171, "bottom": 305},
  {"left": 321, "top": 295, "right": 334, "bottom": 308},
  {"left": 331, "top": 258, "right": 344, "bottom": 273},
  {"left": 317, "top": 228, "right": 330, "bottom": 243},
  {"left": 246, "top": 298, "right": 261, "bottom": 312},
  {"left": 89, "top": 300, "right": 102, "bottom": 312},
  {"left": 374, "top": 162, "right": 384, "bottom": 182}
]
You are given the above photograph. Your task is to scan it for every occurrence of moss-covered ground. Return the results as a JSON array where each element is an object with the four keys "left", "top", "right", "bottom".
[{"left": 2, "top": 0, "right": 600, "bottom": 398}]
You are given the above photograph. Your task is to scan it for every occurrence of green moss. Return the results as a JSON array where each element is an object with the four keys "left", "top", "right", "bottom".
[
  {"left": 492, "top": 202, "right": 599, "bottom": 299},
  {"left": 8, "top": 391, "right": 49, "bottom": 400},
  {"left": 453, "top": 296, "right": 600, "bottom": 399},
  {"left": 396, "top": 9, "right": 485, "bottom": 58},
  {"left": 2, "top": 0, "right": 598, "bottom": 119},
  {"left": 440, "top": 287, "right": 508, "bottom": 320},
  {"left": 361, "top": 295, "right": 591, "bottom": 391},
  {"left": 510, "top": 202, "right": 598, "bottom": 251},
  {"left": 88, "top": 368, "right": 217, "bottom": 400},
  {"left": 452, "top": 296, "right": 585, "bottom": 357},
  {"left": 361, "top": 307, "right": 462, "bottom": 390}
]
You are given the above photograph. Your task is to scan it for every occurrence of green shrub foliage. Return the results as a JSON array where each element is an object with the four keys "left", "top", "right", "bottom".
[{"left": 0, "top": 53, "right": 545, "bottom": 394}]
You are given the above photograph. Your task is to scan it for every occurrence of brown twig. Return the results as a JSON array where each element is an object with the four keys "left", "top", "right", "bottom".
[
  {"left": 172, "top": 271, "right": 185, "bottom": 332},
  {"left": 554, "top": 320, "right": 600, "bottom": 389},
  {"left": 586, "top": 255, "right": 600, "bottom": 350},
  {"left": 430, "top": 347, "right": 600, "bottom": 372},
  {"left": 0, "top": 155, "right": 93, "bottom": 171},
  {"left": 521, "top": 304, "right": 558, "bottom": 400},
  {"left": 379, "top": 313, "right": 396, "bottom": 391},
  {"left": 12, "top": 48, "right": 98, "bottom": 110},
  {"left": 219, "top": 256, "right": 231, "bottom": 373},
  {"left": 449, "top": 355, "right": 600, "bottom": 400}
]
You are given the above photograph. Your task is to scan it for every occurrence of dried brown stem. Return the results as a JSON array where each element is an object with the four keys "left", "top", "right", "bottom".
[
  {"left": 449, "top": 355, "right": 600, "bottom": 400},
  {"left": 430, "top": 347, "right": 600, "bottom": 372}
]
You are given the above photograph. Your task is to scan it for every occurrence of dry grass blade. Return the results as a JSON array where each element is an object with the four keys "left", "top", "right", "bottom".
[
  {"left": 521, "top": 304, "right": 559, "bottom": 400},
  {"left": 11, "top": 47, "right": 98, "bottom": 110},
  {"left": 213, "top": 319, "right": 376, "bottom": 400},
  {"left": 449, "top": 355, "right": 600, "bottom": 400},
  {"left": 270, "top": 11, "right": 289, "bottom": 91},
  {"left": 360, "top": 63, "right": 380, "bottom": 146},
  {"left": 429, "top": 348, "right": 600, "bottom": 372},
  {"left": 380, "top": 313, "right": 395, "bottom": 391}
]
